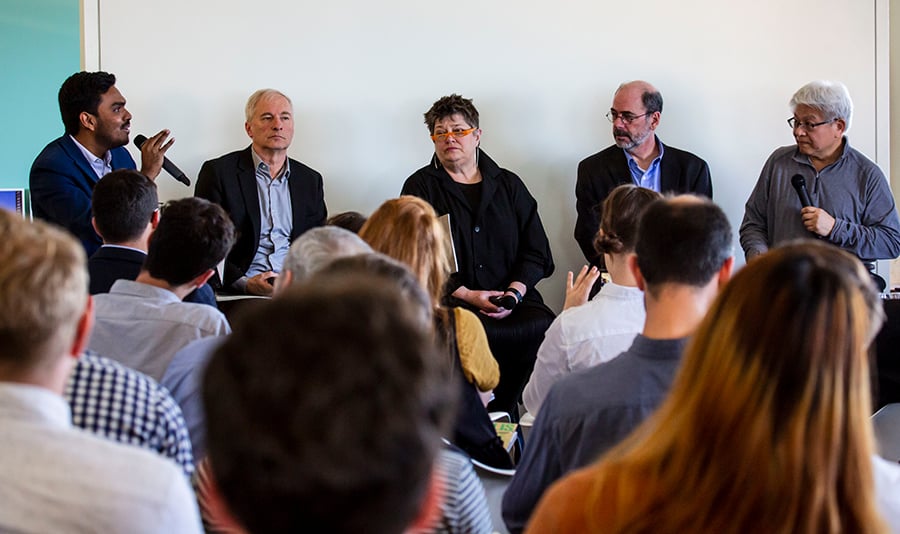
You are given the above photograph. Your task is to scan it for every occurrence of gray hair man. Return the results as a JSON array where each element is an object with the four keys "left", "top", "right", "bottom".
[{"left": 741, "top": 80, "right": 900, "bottom": 266}]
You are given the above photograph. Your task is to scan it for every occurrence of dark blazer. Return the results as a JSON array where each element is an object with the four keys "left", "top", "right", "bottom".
[
  {"left": 195, "top": 147, "right": 327, "bottom": 287},
  {"left": 30, "top": 135, "right": 137, "bottom": 256},
  {"left": 574, "top": 139, "right": 713, "bottom": 264},
  {"left": 87, "top": 245, "right": 218, "bottom": 307},
  {"left": 402, "top": 150, "right": 554, "bottom": 299}
]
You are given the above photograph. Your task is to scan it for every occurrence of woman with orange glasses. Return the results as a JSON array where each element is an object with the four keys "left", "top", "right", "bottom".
[{"left": 401, "top": 94, "right": 555, "bottom": 421}]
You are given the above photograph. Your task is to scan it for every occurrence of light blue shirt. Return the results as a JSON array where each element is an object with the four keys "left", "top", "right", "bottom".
[
  {"left": 69, "top": 135, "right": 113, "bottom": 179},
  {"left": 247, "top": 150, "right": 293, "bottom": 277},
  {"left": 624, "top": 139, "right": 665, "bottom": 192}
]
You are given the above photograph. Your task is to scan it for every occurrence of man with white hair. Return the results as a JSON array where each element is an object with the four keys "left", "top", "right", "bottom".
[
  {"left": 741, "top": 80, "right": 900, "bottom": 264},
  {"left": 196, "top": 88, "right": 327, "bottom": 296}
]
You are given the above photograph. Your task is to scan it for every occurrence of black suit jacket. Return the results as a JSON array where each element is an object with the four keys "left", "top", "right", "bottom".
[
  {"left": 574, "top": 139, "right": 712, "bottom": 264},
  {"left": 87, "top": 245, "right": 218, "bottom": 307},
  {"left": 195, "top": 147, "right": 327, "bottom": 287}
]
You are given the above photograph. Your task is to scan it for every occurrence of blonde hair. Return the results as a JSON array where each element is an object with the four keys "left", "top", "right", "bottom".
[
  {"left": 583, "top": 241, "right": 886, "bottom": 534},
  {"left": 0, "top": 210, "right": 87, "bottom": 370},
  {"left": 359, "top": 196, "right": 451, "bottom": 307}
]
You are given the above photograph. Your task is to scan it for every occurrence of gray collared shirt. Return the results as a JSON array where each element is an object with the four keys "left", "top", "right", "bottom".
[
  {"left": 69, "top": 135, "right": 113, "bottom": 179},
  {"left": 740, "top": 138, "right": 900, "bottom": 262},
  {"left": 247, "top": 150, "right": 293, "bottom": 277},
  {"left": 89, "top": 279, "right": 231, "bottom": 381}
]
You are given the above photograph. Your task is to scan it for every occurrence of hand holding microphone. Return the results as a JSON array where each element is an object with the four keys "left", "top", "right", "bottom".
[
  {"left": 791, "top": 174, "right": 835, "bottom": 237},
  {"left": 134, "top": 131, "right": 190, "bottom": 186}
]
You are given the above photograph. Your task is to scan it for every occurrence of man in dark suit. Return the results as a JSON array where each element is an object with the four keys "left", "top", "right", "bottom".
[
  {"left": 30, "top": 71, "right": 173, "bottom": 256},
  {"left": 195, "top": 89, "right": 327, "bottom": 296},
  {"left": 88, "top": 169, "right": 217, "bottom": 307},
  {"left": 574, "top": 81, "right": 713, "bottom": 265}
]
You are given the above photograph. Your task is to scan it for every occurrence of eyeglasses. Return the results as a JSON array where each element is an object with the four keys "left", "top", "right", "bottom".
[
  {"left": 606, "top": 110, "right": 650, "bottom": 124},
  {"left": 431, "top": 127, "right": 477, "bottom": 142},
  {"left": 787, "top": 117, "right": 837, "bottom": 131}
]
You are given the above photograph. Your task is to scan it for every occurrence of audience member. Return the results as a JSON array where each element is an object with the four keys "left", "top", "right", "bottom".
[
  {"left": 30, "top": 70, "right": 174, "bottom": 255},
  {"left": 196, "top": 88, "right": 327, "bottom": 296},
  {"left": 523, "top": 184, "right": 661, "bottom": 416},
  {"left": 402, "top": 94, "right": 556, "bottom": 421},
  {"left": 202, "top": 258, "right": 455, "bottom": 533},
  {"left": 575, "top": 80, "right": 712, "bottom": 266},
  {"left": 162, "top": 226, "right": 372, "bottom": 458},
  {"left": 0, "top": 210, "right": 201, "bottom": 532},
  {"left": 89, "top": 168, "right": 216, "bottom": 306},
  {"left": 89, "top": 197, "right": 234, "bottom": 380},
  {"left": 741, "top": 80, "right": 900, "bottom": 265},
  {"left": 527, "top": 241, "right": 900, "bottom": 533},
  {"left": 361, "top": 196, "right": 510, "bottom": 470},
  {"left": 65, "top": 351, "right": 194, "bottom": 476},
  {"left": 326, "top": 210, "right": 367, "bottom": 233},
  {"left": 503, "top": 196, "right": 734, "bottom": 533}
]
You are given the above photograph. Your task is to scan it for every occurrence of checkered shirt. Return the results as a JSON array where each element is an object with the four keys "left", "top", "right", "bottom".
[{"left": 63, "top": 351, "right": 195, "bottom": 476}]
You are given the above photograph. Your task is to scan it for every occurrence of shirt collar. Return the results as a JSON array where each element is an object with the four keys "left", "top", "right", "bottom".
[
  {"left": 0, "top": 383, "right": 71, "bottom": 428},
  {"left": 69, "top": 135, "right": 113, "bottom": 168},
  {"left": 251, "top": 149, "right": 291, "bottom": 180},
  {"left": 623, "top": 136, "right": 664, "bottom": 168}
]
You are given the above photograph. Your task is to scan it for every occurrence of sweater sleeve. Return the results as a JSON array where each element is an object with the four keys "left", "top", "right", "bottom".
[{"left": 454, "top": 308, "right": 500, "bottom": 391}]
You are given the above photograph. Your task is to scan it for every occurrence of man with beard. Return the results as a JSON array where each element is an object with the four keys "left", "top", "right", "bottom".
[
  {"left": 574, "top": 81, "right": 712, "bottom": 266},
  {"left": 30, "top": 71, "right": 173, "bottom": 256}
]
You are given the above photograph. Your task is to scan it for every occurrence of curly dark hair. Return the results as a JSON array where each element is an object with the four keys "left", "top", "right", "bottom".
[{"left": 423, "top": 94, "right": 479, "bottom": 134}]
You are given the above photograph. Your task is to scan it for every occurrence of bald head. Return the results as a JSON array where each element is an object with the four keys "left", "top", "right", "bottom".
[{"left": 614, "top": 81, "right": 663, "bottom": 115}]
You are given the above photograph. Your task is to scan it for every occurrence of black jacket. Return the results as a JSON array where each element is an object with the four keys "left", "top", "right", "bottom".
[
  {"left": 574, "top": 139, "right": 712, "bottom": 264},
  {"left": 402, "top": 150, "right": 554, "bottom": 300},
  {"left": 195, "top": 147, "right": 327, "bottom": 287}
]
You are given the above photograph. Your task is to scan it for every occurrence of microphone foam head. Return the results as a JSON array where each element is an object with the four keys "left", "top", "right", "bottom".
[
  {"left": 133, "top": 134, "right": 148, "bottom": 148},
  {"left": 791, "top": 174, "right": 806, "bottom": 189}
]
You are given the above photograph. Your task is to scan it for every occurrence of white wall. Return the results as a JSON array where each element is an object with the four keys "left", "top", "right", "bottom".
[{"left": 93, "top": 0, "right": 885, "bottom": 311}]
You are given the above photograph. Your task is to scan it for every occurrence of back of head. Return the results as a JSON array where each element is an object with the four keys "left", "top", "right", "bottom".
[
  {"left": 144, "top": 197, "right": 235, "bottom": 286},
  {"left": 0, "top": 210, "right": 87, "bottom": 372},
  {"left": 325, "top": 211, "right": 368, "bottom": 234},
  {"left": 281, "top": 226, "right": 371, "bottom": 284},
  {"left": 790, "top": 80, "right": 853, "bottom": 129},
  {"left": 203, "top": 256, "right": 453, "bottom": 534},
  {"left": 606, "top": 241, "right": 885, "bottom": 532},
  {"left": 594, "top": 184, "right": 663, "bottom": 256},
  {"left": 635, "top": 196, "right": 732, "bottom": 292},
  {"left": 91, "top": 169, "right": 158, "bottom": 243},
  {"left": 58, "top": 71, "right": 116, "bottom": 136},
  {"left": 359, "top": 196, "right": 451, "bottom": 306}
]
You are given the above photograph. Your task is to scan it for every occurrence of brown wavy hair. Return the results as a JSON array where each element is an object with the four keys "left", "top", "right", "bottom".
[{"left": 592, "top": 184, "right": 662, "bottom": 256}]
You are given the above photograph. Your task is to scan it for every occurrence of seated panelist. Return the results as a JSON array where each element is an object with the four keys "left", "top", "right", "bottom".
[
  {"left": 401, "top": 94, "right": 555, "bottom": 420},
  {"left": 196, "top": 89, "right": 327, "bottom": 296}
]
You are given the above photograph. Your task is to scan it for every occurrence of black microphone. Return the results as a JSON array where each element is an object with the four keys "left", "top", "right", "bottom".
[
  {"left": 790, "top": 174, "right": 813, "bottom": 208},
  {"left": 134, "top": 134, "right": 190, "bottom": 186}
]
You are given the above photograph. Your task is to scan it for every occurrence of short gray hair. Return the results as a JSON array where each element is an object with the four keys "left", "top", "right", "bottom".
[
  {"left": 282, "top": 227, "right": 372, "bottom": 283},
  {"left": 790, "top": 80, "right": 853, "bottom": 130},
  {"left": 245, "top": 89, "right": 292, "bottom": 122}
]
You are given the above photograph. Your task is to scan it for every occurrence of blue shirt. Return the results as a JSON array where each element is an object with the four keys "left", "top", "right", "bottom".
[
  {"left": 624, "top": 139, "right": 665, "bottom": 192},
  {"left": 247, "top": 150, "right": 293, "bottom": 277}
]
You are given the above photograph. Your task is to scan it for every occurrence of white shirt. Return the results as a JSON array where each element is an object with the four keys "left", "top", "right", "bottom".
[
  {"left": 874, "top": 455, "right": 900, "bottom": 532},
  {"left": 523, "top": 282, "right": 644, "bottom": 416},
  {"left": 90, "top": 279, "right": 231, "bottom": 381},
  {"left": 0, "top": 383, "right": 202, "bottom": 533}
]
